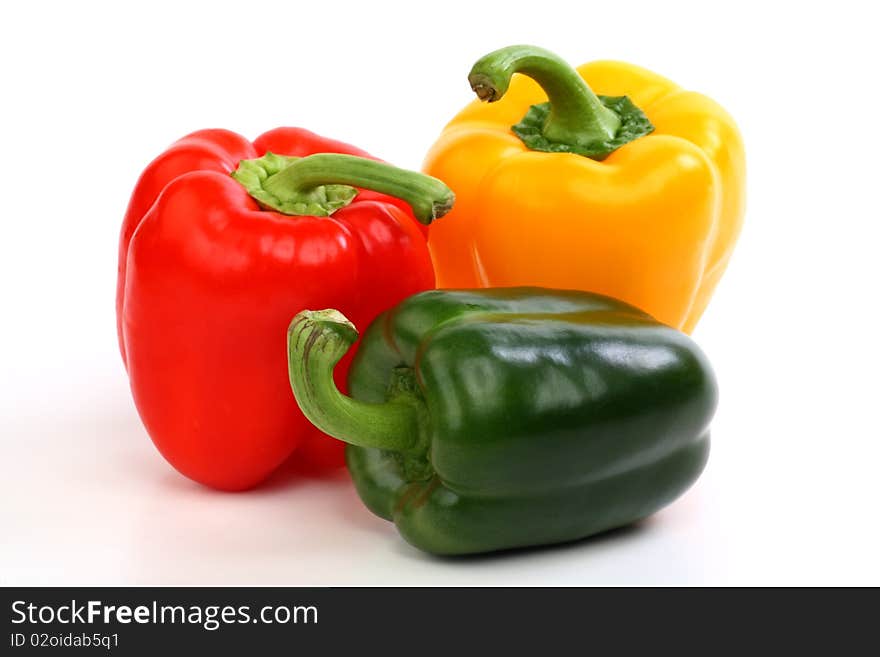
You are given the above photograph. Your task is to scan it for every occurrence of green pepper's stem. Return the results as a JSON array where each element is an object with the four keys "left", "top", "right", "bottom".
[
  {"left": 246, "top": 153, "right": 454, "bottom": 222},
  {"left": 468, "top": 44, "right": 621, "bottom": 147},
  {"left": 287, "top": 310, "right": 419, "bottom": 452}
]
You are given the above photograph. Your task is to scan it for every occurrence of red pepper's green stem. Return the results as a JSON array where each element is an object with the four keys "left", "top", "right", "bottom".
[
  {"left": 287, "top": 310, "right": 418, "bottom": 452},
  {"left": 234, "top": 152, "right": 453, "bottom": 221},
  {"left": 468, "top": 44, "right": 621, "bottom": 147}
]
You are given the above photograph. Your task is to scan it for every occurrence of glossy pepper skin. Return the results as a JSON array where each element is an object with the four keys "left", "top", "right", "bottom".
[
  {"left": 287, "top": 288, "right": 717, "bottom": 555},
  {"left": 118, "top": 127, "right": 453, "bottom": 490},
  {"left": 424, "top": 45, "right": 746, "bottom": 332}
]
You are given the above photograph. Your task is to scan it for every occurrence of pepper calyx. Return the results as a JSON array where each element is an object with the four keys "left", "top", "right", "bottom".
[
  {"left": 513, "top": 96, "right": 653, "bottom": 161},
  {"left": 232, "top": 152, "right": 357, "bottom": 216}
]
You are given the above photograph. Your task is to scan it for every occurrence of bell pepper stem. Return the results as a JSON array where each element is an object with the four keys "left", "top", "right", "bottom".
[
  {"left": 468, "top": 44, "right": 621, "bottom": 147},
  {"left": 262, "top": 154, "right": 454, "bottom": 223},
  {"left": 287, "top": 310, "right": 419, "bottom": 452}
]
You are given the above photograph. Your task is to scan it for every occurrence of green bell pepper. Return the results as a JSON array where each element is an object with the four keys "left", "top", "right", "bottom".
[{"left": 287, "top": 288, "right": 717, "bottom": 555}]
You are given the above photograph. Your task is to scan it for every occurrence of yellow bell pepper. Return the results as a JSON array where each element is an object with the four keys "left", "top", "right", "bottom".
[{"left": 424, "top": 45, "right": 745, "bottom": 332}]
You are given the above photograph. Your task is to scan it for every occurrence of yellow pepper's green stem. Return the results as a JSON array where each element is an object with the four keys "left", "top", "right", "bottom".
[{"left": 469, "top": 44, "right": 621, "bottom": 148}]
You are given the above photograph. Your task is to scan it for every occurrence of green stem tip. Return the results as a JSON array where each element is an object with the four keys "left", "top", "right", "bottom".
[
  {"left": 468, "top": 45, "right": 653, "bottom": 160},
  {"left": 233, "top": 152, "right": 454, "bottom": 222},
  {"left": 287, "top": 310, "right": 419, "bottom": 452}
]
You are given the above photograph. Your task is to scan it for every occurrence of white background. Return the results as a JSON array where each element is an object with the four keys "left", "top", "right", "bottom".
[{"left": 2, "top": 0, "right": 878, "bottom": 585}]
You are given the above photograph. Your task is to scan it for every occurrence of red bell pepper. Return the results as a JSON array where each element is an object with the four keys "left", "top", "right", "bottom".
[{"left": 116, "top": 127, "right": 452, "bottom": 491}]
